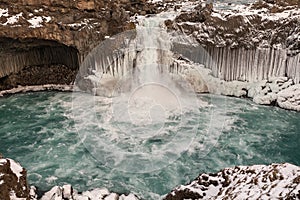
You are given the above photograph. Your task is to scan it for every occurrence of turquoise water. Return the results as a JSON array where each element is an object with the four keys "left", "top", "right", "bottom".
[{"left": 0, "top": 92, "right": 299, "bottom": 199}]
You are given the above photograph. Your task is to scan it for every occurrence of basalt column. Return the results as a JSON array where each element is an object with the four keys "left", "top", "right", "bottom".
[{"left": 0, "top": 37, "right": 79, "bottom": 90}]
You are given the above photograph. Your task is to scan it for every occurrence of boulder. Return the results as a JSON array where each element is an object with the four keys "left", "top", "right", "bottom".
[{"left": 277, "top": 84, "right": 300, "bottom": 111}]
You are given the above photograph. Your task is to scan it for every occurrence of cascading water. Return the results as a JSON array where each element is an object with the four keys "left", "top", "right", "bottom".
[
  {"left": 70, "top": 15, "right": 225, "bottom": 199},
  {"left": 72, "top": 15, "right": 206, "bottom": 174},
  {"left": 134, "top": 17, "right": 172, "bottom": 83}
]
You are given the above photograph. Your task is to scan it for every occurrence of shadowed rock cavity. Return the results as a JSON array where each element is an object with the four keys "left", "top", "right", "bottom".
[{"left": 0, "top": 37, "right": 79, "bottom": 90}]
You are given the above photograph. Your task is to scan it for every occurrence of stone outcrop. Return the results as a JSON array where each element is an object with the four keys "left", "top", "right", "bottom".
[
  {"left": 0, "top": 0, "right": 159, "bottom": 91},
  {"left": 164, "top": 0, "right": 300, "bottom": 111},
  {"left": 170, "top": 56, "right": 300, "bottom": 111},
  {"left": 0, "top": 156, "right": 140, "bottom": 200},
  {"left": 0, "top": 156, "right": 30, "bottom": 200},
  {"left": 32, "top": 185, "right": 139, "bottom": 200},
  {"left": 1, "top": 155, "right": 299, "bottom": 200},
  {"left": 164, "top": 163, "right": 300, "bottom": 200},
  {"left": 277, "top": 84, "right": 300, "bottom": 111},
  {"left": 167, "top": 1, "right": 300, "bottom": 84}
]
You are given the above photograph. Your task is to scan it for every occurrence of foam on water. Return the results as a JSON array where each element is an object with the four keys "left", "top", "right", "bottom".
[{"left": 0, "top": 92, "right": 299, "bottom": 199}]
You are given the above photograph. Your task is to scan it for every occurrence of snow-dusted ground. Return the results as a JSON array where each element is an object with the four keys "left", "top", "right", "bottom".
[
  {"left": 0, "top": 84, "right": 73, "bottom": 97},
  {"left": 213, "top": 1, "right": 300, "bottom": 20}
]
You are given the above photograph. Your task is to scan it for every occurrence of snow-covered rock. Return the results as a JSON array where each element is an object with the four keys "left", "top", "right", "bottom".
[
  {"left": 104, "top": 193, "right": 119, "bottom": 200},
  {"left": 164, "top": 163, "right": 300, "bottom": 200},
  {"left": 171, "top": 56, "right": 300, "bottom": 111},
  {"left": 0, "top": 157, "right": 29, "bottom": 200},
  {"left": 119, "top": 194, "right": 139, "bottom": 200},
  {"left": 62, "top": 184, "right": 73, "bottom": 199},
  {"left": 40, "top": 186, "right": 140, "bottom": 200},
  {"left": 29, "top": 186, "right": 38, "bottom": 200},
  {"left": 166, "top": 0, "right": 300, "bottom": 94},
  {"left": 41, "top": 186, "right": 63, "bottom": 200},
  {"left": 277, "top": 84, "right": 300, "bottom": 111}
]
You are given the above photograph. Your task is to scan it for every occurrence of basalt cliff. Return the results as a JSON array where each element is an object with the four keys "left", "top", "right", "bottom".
[
  {"left": 0, "top": 0, "right": 160, "bottom": 90},
  {"left": 0, "top": 0, "right": 299, "bottom": 111},
  {"left": 166, "top": 0, "right": 300, "bottom": 111}
]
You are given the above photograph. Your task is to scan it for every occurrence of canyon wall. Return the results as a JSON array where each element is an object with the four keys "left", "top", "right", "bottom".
[
  {"left": 0, "top": 0, "right": 299, "bottom": 97},
  {"left": 0, "top": 38, "right": 79, "bottom": 90},
  {"left": 173, "top": 44, "right": 300, "bottom": 84},
  {"left": 0, "top": 0, "right": 145, "bottom": 90},
  {"left": 168, "top": 0, "right": 300, "bottom": 84}
]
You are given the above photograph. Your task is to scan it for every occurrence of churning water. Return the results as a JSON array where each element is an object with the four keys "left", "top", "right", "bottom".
[{"left": 0, "top": 92, "right": 299, "bottom": 199}]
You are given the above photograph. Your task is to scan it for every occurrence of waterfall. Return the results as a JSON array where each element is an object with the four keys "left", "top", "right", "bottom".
[
  {"left": 134, "top": 17, "right": 172, "bottom": 84},
  {"left": 72, "top": 14, "right": 203, "bottom": 175},
  {"left": 76, "top": 16, "right": 177, "bottom": 97}
]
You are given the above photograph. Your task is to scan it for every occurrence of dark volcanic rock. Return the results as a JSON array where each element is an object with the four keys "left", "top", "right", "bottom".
[
  {"left": 168, "top": 1, "right": 300, "bottom": 50},
  {"left": 167, "top": 1, "right": 300, "bottom": 86},
  {"left": 0, "top": 0, "right": 137, "bottom": 90},
  {"left": 0, "top": 157, "right": 30, "bottom": 200}
]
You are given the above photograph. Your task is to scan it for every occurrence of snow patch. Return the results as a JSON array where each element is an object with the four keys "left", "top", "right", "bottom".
[
  {"left": 28, "top": 16, "right": 43, "bottom": 28},
  {"left": 0, "top": 8, "right": 8, "bottom": 17},
  {"left": 213, "top": 2, "right": 300, "bottom": 22},
  {"left": 8, "top": 159, "right": 23, "bottom": 181},
  {"left": 9, "top": 190, "right": 26, "bottom": 200},
  {"left": 0, "top": 159, "right": 7, "bottom": 165},
  {"left": 3, "top": 13, "right": 23, "bottom": 25},
  {"left": 43, "top": 16, "right": 51, "bottom": 23}
]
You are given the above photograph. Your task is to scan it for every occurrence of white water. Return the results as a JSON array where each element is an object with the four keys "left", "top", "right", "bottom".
[{"left": 70, "top": 15, "right": 233, "bottom": 199}]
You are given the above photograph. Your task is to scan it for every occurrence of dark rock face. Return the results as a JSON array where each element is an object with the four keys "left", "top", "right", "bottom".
[
  {"left": 0, "top": 38, "right": 78, "bottom": 90},
  {"left": 0, "top": 0, "right": 169, "bottom": 91},
  {"left": 0, "top": 64, "right": 76, "bottom": 90},
  {"left": 0, "top": 158, "right": 30, "bottom": 200},
  {"left": 0, "top": 0, "right": 138, "bottom": 91},
  {"left": 169, "top": 1, "right": 299, "bottom": 50}
]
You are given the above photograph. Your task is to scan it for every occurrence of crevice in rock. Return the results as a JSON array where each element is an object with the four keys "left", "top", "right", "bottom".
[{"left": 0, "top": 37, "right": 79, "bottom": 90}]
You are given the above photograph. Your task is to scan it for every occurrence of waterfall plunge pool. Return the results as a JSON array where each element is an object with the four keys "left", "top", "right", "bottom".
[{"left": 0, "top": 91, "right": 299, "bottom": 199}]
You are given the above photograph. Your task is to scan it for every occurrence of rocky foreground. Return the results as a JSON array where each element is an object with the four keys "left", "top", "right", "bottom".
[
  {"left": 164, "top": 163, "right": 300, "bottom": 200},
  {"left": 1, "top": 156, "right": 299, "bottom": 200}
]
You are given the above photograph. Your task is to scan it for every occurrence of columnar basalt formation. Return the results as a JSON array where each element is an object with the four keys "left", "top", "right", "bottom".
[
  {"left": 0, "top": 0, "right": 152, "bottom": 90},
  {"left": 0, "top": 0, "right": 300, "bottom": 111},
  {"left": 164, "top": 0, "right": 300, "bottom": 111},
  {"left": 166, "top": 0, "right": 300, "bottom": 83},
  {"left": 0, "top": 38, "right": 79, "bottom": 90}
]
